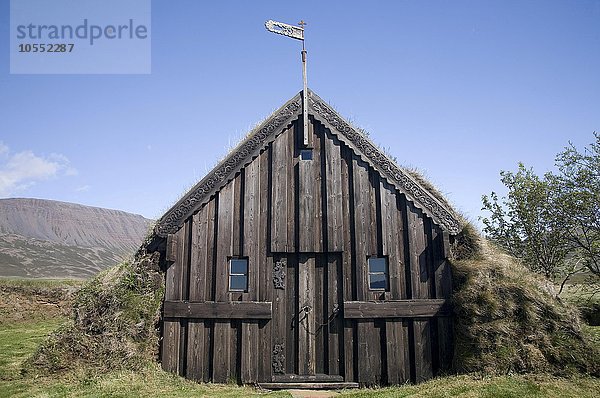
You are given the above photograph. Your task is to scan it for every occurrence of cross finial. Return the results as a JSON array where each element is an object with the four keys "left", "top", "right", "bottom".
[{"left": 298, "top": 20, "right": 306, "bottom": 28}]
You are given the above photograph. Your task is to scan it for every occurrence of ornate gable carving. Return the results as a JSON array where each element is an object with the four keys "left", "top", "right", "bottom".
[
  {"left": 308, "top": 92, "right": 460, "bottom": 234},
  {"left": 153, "top": 89, "right": 460, "bottom": 238}
]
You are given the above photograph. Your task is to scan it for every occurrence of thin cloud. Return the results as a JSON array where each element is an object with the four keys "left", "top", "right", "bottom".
[
  {"left": 75, "top": 185, "right": 91, "bottom": 192},
  {"left": 0, "top": 143, "right": 76, "bottom": 197}
]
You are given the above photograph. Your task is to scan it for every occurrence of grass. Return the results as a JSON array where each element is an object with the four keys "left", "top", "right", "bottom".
[
  {"left": 0, "top": 318, "right": 64, "bottom": 381},
  {"left": 338, "top": 374, "right": 600, "bottom": 397},
  {"left": 1, "top": 277, "right": 599, "bottom": 397},
  {"left": 449, "top": 226, "right": 600, "bottom": 376},
  {"left": 1, "top": 364, "right": 288, "bottom": 398}
]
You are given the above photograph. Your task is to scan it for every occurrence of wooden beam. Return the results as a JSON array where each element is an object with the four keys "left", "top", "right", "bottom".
[
  {"left": 343, "top": 300, "right": 450, "bottom": 319},
  {"left": 164, "top": 301, "right": 272, "bottom": 319}
]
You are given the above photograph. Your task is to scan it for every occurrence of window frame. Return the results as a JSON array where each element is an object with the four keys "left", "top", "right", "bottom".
[
  {"left": 228, "top": 257, "right": 249, "bottom": 292},
  {"left": 367, "top": 256, "right": 389, "bottom": 291}
]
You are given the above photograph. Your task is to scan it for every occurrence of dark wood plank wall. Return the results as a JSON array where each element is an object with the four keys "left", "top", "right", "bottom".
[{"left": 161, "top": 117, "right": 453, "bottom": 385}]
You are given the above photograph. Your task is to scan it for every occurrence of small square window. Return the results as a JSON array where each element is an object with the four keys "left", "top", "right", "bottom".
[
  {"left": 229, "top": 258, "right": 248, "bottom": 292},
  {"left": 368, "top": 257, "right": 389, "bottom": 291},
  {"left": 300, "top": 149, "right": 313, "bottom": 160}
]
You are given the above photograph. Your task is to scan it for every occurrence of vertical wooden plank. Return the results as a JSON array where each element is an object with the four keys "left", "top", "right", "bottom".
[
  {"left": 286, "top": 255, "right": 297, "bottom": 374},
  {"left": 357, "top": 321, "right": 374, "bottom": 385},
  {"left": 162, "top": 321, "right": 181, "bottom": 374},
  {"left": 327, "top": 253, "right": 341, "bottom": 375},
  {"left": 352, "top": 155, "right": 379, "bottom": 385},
  {"left": 406, "top": 202, "right": 433, "bottom": 382},
  {"left": 213, "top": 181, "right": 235, "bottom": 383},
  {"left": 241, "top": 159, "right": 260, "bottom": 383},
  {"left": 286, "top": 123, "right": 297, "bottom": 253},
  {"left": 325, "top": 129, "right": 344, "bottom": 252},
  {"left": 162, "top": 226, "right": 185, "bottom": 374},
  {"left": 298, "top": 254, "right": 316, "bottom": 375},
  {"left": 259, "top": 258, "right": 274, "bottom": 382},
  {"left": 230, "top": 321, "right": 239, "bottom": 383},
  {"left": 413, "top": 318, "right": 432, "bottom": 382},
  {"left": 273, "top": 254, "right": 288, "bottom": 375},
  {"left": 368, "top": 170, "right": 380, "bottom": 262},
  {"left": 206, "top": 200, "right": 217, "bottom": 302},
  {"left": 312, "top": 122, "right": 323, "bottom": 252},
  {"left": 340, "top": 146, "right": 355, "bottom": 382},
  {"left": 258, "top": 149, "right": 273, "bottom": 382},
  {"left": 352, "top": 156, "right": 371, "bottom": 300},
  {"left": 381, "top": 182, "right": 407, "bottom": 299},
  {"left": 271, "top": 128, "right": 290, "bottom": 252},
  {"left": 232, "top": 173, "right": 243, "bottom": 257},
  {"left": 433, "top": 227, "right": 453, "bottom": 374},
  {"left": 298, "top": 158, "right": 314, "bottom": 252},
  {"left": 189, "top": 208, "right": 208, "bottom": 301},
  {"left": 381, "top": 182, "right": 410, "bottom": 384},
  {"left": 407, "top": 203, "right": 430, "bottom": 299},
  {"left": 186, "top": 319, "right": 204, "bottom": 381},
  {"left": 186, "top": 207, "right": 209, "bottom": 381},
  {"left": 315, "top": 255, "right": 325, "bottom": 374}
]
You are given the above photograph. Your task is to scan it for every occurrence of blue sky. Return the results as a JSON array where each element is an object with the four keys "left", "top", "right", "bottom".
[{"left": 1, "top": 0, "right": 599, "bottom": 227}]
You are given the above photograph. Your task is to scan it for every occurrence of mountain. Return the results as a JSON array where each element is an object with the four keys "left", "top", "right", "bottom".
[{"left": 0, "top": 198, "right": 153, "bottom": 279}]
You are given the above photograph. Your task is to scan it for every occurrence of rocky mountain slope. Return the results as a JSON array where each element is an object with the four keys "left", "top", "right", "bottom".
[{"left": 0, "top": 198, "right": 152, "bottom": 279}]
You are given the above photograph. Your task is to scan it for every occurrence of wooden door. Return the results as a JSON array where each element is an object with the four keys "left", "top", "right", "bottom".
[{"left": 271, "top": 252, "right": 344, "bottom": 382}]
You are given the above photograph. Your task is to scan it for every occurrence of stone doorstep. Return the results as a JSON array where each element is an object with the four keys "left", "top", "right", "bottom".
[{"left": 259, "top": 382, "right": 359, "bottom": 390}]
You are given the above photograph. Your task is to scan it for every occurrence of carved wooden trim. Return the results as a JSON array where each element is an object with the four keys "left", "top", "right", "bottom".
[
  {"left": 308, "top": 92, "right": 460, "bottom": 234},
  {"left": 154, "top": 95, "right": 303, "bottom": 237},
  {"left": 153, "top": 89, "right": 460, "bottom": 238},
  {"left": 273, "top": 258, "right": 286, "bottom": 289},
  {"left": 272, "top": 343, "right": 285, "bottom": 374}
]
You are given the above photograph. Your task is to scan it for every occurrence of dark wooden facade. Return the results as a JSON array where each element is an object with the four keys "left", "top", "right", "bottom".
[{"left": 150, "top": 91, "right": 460, "bottom": 386}]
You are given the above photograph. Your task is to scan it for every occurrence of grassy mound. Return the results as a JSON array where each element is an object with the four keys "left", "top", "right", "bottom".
[
  {"left": 23, "top": 251, "right": 164, "bottom": 376},
  {"left": 451, "top": 224, "right": 600, "bottom": 376}
]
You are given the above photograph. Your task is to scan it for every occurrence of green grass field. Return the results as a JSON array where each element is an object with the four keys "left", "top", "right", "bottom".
[{"left": 1, "top": 278, "right": 599, "bottom": 397}]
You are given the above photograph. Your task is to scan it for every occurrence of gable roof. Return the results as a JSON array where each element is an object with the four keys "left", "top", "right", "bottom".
[{"left": 154, "top": 90, "right": 460, "bottom": 237}]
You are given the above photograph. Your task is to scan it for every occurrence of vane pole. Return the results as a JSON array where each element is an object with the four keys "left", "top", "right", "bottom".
[
  {"left": 299, "top": 20, "right": 308, "bottom": 147},
  {"left": 264, "top": 19, "right": 309, "bottom": 146}
]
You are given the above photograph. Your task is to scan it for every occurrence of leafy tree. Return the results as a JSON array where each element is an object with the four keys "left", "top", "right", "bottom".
[
  {"left": 481, "top": 164, "right": 569, "bottom": 279},
  {"left": 481, "top": 133, "right": 599, "bottom": 286},
  {"left": 551, "top": 133, "right": 600, "bottom": 277}
]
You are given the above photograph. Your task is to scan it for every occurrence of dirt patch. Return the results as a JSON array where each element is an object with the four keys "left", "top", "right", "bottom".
[{"left": 0, "top": 280, "right": 80, "bottom": 325}]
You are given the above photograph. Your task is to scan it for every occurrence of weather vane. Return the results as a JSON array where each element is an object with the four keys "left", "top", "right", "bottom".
[{"left": 265, "top": 19, "right": 309, "bottom": 146}]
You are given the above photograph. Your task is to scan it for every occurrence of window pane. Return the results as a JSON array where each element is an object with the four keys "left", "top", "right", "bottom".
[
  {"left": 230, "top": 275, "right": 247, "bottom": 291},
  {"left": 300, "top": 149, "right": 313, "bottom": 160},
  {"left": 368, "top": 257, "right": 387, "bottom": 273},
  {"left": 230, "top": 258, "right": 248, "bottom": 274},
  {"left": 369, "top": 274, "right": 387, "bottom": 290}
]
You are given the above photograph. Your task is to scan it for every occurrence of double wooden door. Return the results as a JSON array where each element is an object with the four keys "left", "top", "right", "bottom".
[{"left": 271, "top": 252, "right": 345, "bottom": 381}]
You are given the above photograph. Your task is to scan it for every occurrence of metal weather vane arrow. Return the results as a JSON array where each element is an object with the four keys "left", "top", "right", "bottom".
[
  {"left": 265, "top": 19, "right": 310, "bottom": 147},
  {"left": 265, "top": 19, "right": 304, "bottom": 41}
]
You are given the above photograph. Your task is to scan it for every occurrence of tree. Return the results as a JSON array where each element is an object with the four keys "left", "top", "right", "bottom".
[
  {"left": 481, "top": 133, "right": 600, "bottom": 285},
  {"left": 551, "top": 133, "right": 600, "bottom": 277},
  {"left": 481, "top": 164, "right": 569, "bottom": 279}
]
